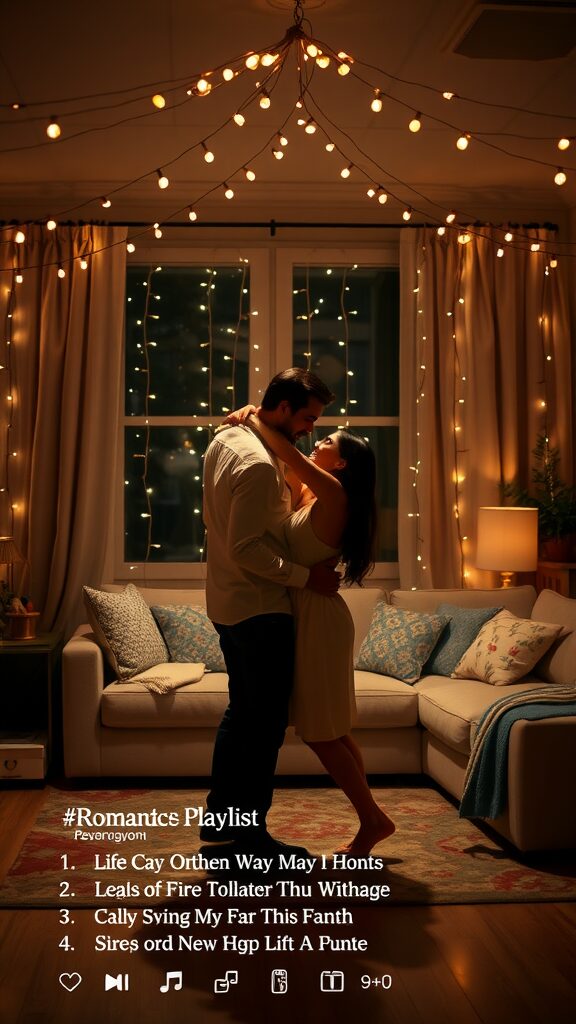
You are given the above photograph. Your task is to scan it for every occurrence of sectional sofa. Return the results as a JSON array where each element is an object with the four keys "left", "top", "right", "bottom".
[{"left": 62, "top": 584, "right": 576, "bottom": 852}]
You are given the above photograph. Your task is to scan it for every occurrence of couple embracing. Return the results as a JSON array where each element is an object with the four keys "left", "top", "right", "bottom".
[{"left": 201, "top": 368, "right": 395, "bottom": 859}]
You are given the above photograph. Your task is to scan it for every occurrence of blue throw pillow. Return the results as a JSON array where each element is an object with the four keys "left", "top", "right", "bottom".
[
  {"left": 424, "top": 603, "right": 502, "bottom": 676},
  {"left": 151, "top": 605, "right": 226, "bottom": 672},
  {"left": 355, "top": 603, "right": 450, "bottom": 684}
]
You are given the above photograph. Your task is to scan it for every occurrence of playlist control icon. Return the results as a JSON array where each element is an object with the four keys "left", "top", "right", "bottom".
[{"left": 271, "top": 969, "right": 288, "bottom": 993}]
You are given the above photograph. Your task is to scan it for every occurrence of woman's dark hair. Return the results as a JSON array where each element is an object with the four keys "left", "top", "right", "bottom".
[
  {"left": 332, "top": 431, "right": 377, "bottom": 586},
  {"left": 261, "top": 367, "right": 335, "bottom": 412}
]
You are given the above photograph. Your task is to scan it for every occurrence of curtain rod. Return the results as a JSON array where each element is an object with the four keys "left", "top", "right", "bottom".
[{"left": 1, "top": 219, "right": 559, "bottom": 238}]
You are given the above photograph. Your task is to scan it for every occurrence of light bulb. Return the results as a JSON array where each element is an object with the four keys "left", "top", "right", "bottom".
[
  {"left": 80, "top": 259, "right": 88, "bottom": 270},
  {"left": 233, "top": 112, "right": 245, "bottom": 127},
  {"left": 316, "top": 54, "right": 330, "bottom": 68},
  {"left": 531, "top": 243, "right": 540, "bottom": 252},
  {"left": 457, "top": 232, "right": 471, "bottom": 244},
  {"left": 100, "top": 197, "right": 111, "bottom": 208},
  {"left": 46, "top": 219, "right": 57, "bottom": 230},
  {"left": 127, "top": 242, "right": 136, "bottom": 253},
  {"left": 157, "top": 170, "right": 169, "bottom": 189},
  {"left": 437, "top": 226, "right": 446, "bottom": 236},
  {"left": 154, "top": 223, "right": 163, "bottom": 239},
  {"left": 497, "top": 248, "right": 504, "bottom": 257},
  {"left": 338, "top": 63, "right": 350, "bottom": 76},
  {"left": 261, "top": 53, "right": 279, "bottom": 67},
  {"left": 371, "top": 90, "right": 382, "bottom": 113},
  {"left": 366, "top": 187, "right": 376, "bottom": 198},
  {"left": 557, "top": 137, "right": 570, "bottom": 150},
  {"left": 223, "top": 68, "right": 234, "bottom": 81},
  {"left": 245, "top": 53, "right": 260, "bottom": 70},
  {"left": 15, "top": 230, "right": 25, "bottom": 244},
  {"left": 304, "top": 120, "right": 317, "bottom": 134},
  {"left": 15, "top": 273, "right": 23, "bottom": 283},
  {"left": 446, "top": 211, "right": 456, "bottom": 223},
  {"left": 456, "top": 133, "right": 470, "bottom": 150},
  {"left": 554, "top": 169, "right": 567, "bottom": 185},
  {"left": 196, "top": 78, "right": 211, "bottom": 95},
  {"left": 403, "top": 207, "right": 412, "bottom": 221},
  {"left": 306, "top": 43, "right": 319, "bottom": 58},
  {"left": 550, "top": 257, "right": 558, "bottom": 268},
  {"left": 224, "top": 185, "right": 234, "bottom": 199},
  {"left": 340, "top": 165, "right": 352, "bottom": 178},
  {"left": 47, "top": 116, "right": 61, "bottom": 139},
  {"left": 259, "top": 91, "right": 270, "bottom": 109},
  {"left": 377, "top": 190, "right": 388, "bottom": 204},
  {"left": 202, "top": 143, "right": 215, "bottom": 162},
  {"left": 325, "top": 142, "right": 335, "bottom": 152},
  {"left": 188, "top": 209, "right": 197, "bottom": 221},
  {"left": 244, "top": 167, "right": 256, "bottom": 181},
  {"left": 409, "top": 114, "right": 421, "bottom": 133},
  {"left": 278, "top": 134, "right": 288, "bottom": 146},
  {"left": 272, "top": 148, "right": 284, "bottom": 160},
  {"left": 152, "top": 94, "right": 166, "bottom": 109},
  {"left": 443, "top": 91, "right": 454, "bottom": 100},
  {"left": 504, "top": 231, "right": 513, "bottom": 242},
  {"left": 58, "top": 265, "right": 66, "bottom": 278}
]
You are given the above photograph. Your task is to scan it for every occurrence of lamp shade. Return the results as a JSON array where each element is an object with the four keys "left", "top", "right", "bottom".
[
  {"left": 476, "top": 507, "right": 538, "bottom": 572},
  {"left": 0, "top": 536, "right": 24, "bottom": 566}
]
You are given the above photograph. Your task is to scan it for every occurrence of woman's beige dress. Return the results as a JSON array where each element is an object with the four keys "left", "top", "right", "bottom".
[{"left": 284, "top": 503, "right": 356, "bottom": 741}]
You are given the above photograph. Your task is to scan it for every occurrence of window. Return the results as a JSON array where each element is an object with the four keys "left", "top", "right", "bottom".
[{"left": 118, "top": 244, "right": 398, "bottom": 579}]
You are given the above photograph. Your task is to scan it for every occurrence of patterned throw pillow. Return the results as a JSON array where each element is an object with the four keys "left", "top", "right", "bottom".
[
  {"left": 451, "top": 609, "right": 565, "bottom": 685},
  {"left": 151, "top": 605, "right": 226, "bottom": 672},
  {"left": 424, "top": 604, "right": 502, "bottom": 676},
  {"left": 355, "top": 603, "right": 449, "bottom": 684},
  {"left": 83, "top": 583, "right": 168, "bottom": 680}
]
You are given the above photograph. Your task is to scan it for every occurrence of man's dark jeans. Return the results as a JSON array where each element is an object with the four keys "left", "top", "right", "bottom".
[{"left": 204, "top": 613, "right": 295, "bottom": 838}]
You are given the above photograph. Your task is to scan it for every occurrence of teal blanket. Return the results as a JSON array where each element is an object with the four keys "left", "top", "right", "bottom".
[{"left": 459, "top": 686, "right": 576, "bottom": 820}]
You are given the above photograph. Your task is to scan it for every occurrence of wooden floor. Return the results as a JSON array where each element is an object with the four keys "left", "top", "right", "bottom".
[{"left": 0, "top": 786, "right": 575, "bottom": 1024}]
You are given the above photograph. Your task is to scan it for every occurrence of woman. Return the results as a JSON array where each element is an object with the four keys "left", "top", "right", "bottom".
[{"left": 224, "top": 406, "right": 395, "bottom": 856}]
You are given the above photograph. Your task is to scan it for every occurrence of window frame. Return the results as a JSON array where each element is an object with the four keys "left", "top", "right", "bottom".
[{"left": 113, "top": 242, "right": 399, "bottom": 582}]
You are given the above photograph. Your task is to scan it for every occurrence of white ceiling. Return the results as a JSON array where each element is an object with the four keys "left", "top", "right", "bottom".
[{"left": 1, "top": 0, "right": 575, "bottom": 226}]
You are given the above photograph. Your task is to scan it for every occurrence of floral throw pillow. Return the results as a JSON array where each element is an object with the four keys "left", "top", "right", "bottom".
[
  {"left": 151, "top": 605, "right": 226, "bottom": 672},
  {"left": 83, "top": 583, "right": 168, "bottom": 680},
  {"left": 451, "top": 609, "right": 565, "bottom": 685},
  {"left": 355, "top": 603, "right": 449, "bottom": 684}
]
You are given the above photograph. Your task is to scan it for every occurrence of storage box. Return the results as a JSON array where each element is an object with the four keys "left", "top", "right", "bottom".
[{"left": 0, "top": 732, "right": 47, "bottom": 779}]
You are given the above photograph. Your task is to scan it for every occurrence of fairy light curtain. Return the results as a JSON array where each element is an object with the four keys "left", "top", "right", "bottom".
[
  {"left": 0, "top": 224, "right": 127, "bottom": 635},
  {"left": 399, "top": 227, "right": 572, "bottom": 590}
]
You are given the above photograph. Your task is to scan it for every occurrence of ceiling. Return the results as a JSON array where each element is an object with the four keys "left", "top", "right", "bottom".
[{"left": 1, "top": 0, "right": 576, "bottom": 228}]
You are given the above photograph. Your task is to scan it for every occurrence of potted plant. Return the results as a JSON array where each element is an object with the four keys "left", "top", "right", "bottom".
[{"left": 503, "top": 432, "right": 576, "bottom": 562}]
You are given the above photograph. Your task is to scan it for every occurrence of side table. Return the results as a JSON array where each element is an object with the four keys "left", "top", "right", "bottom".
[{"left": 0, "top": 631, "right": 64, "bottom": 780}]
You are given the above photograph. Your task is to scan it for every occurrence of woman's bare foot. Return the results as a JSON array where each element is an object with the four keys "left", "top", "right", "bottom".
[{"left": 334, "top": 812, "right": 396, "bottom": 856}]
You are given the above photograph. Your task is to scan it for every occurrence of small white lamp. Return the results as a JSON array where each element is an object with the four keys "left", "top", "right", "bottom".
[{"left": 476, "top": 507, "right": 538, "bottom": 587}]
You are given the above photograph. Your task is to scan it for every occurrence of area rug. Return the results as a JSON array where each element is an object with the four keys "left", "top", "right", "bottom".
[{"left": 1, "top": 785, "right": 574, "bottom": 907}]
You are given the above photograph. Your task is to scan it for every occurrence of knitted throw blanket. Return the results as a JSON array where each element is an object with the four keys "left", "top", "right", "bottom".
[{"left": 459, "top": 684, "right": 576, "bottom": 820}]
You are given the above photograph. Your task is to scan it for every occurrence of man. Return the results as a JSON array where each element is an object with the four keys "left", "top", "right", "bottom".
[{"left": 201, "top": 367, "right": 338, "bottom": 854}]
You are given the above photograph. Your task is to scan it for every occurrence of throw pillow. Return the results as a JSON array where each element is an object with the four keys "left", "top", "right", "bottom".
[
  {"left": 355, "top": 603, "right": 449, "bottom": 684},
  {"left": 151, "top": 605, "right": 226, "bottom": 672},
  {"left": 451, "top": 609, "right": 565, "bottom": 685},
  {"left": 424, "top": 603, "right": 502, "bottom": 676},
  {"left": 83, "top": 583, "right": 168, "bottom": 680}
]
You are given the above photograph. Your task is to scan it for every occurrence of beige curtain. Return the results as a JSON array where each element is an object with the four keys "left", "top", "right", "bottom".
[
  {"left": 399, "top": 227, "right": 572, "bottom": 589},
  {"left": 0, "top": 224, "right": 127, "bottom": 636}
]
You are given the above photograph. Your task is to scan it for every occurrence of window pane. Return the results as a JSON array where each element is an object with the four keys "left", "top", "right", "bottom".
[
  {"left": 124, "top": 426, "right": 211, "bottom": 563},
  {"left": 292, "top": 266, "right": 399, "bottom": 417},
  {"left": 302, "top": 426, "right": 399, "bottom": 562},
  {"left": 125, "top": 265, "right": 250, "bottom": 417}
]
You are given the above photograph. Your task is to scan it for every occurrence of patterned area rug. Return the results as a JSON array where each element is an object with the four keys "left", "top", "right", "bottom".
[{"left": 1, "top": 784, "right": 574, "bottom": 906}]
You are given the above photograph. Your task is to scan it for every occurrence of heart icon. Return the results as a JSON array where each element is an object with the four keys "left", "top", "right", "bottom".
[{"left": 59, "top": 973, "right": 82, "bottom": 992}]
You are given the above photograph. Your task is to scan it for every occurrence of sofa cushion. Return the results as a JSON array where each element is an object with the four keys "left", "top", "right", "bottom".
[
  {"left": 531, "top": 589, "right": 576, "bottom": 685},
  {"left": 152, "top": 605, "right": 226, "bottom": 671},
  {"left": 452, "top": 610, "right": 564, "bottom": 685},
  {"left": 101, "top": 672, "right": 230, "bottom": 728},
  {"left": 355, "top": 603, "right": 449, "bottom": 683},
  {"left": 83, "top": 583, "right": 168, "bottom": 681},
  {"left": 424, "top": 604, "right": 502, "bottom": 676},
  {"left": 414, "top": 675, "right": 547, "bottom": 754},
  {"left": 390, "top": 586, "right": 536, "bottom": 618},
  {"left": 353, "top": 671, "right": 419, "bottom": 728}
]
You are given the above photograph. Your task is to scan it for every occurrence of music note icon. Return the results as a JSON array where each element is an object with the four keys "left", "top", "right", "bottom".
[{"left": 160, "top": 970, "right": 183, "bottom": 993}]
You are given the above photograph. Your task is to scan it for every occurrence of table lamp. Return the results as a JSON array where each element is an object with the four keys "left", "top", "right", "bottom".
[
  {"left": 476, "top": 507, "right": 538, "bottom": 587},
  {"left": 0, "top": 535, "right": 24, "bottom": 594}
]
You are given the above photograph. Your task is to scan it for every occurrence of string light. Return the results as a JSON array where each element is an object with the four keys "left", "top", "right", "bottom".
[
  {"left": 127, "top": 242, "right": 136, "bottom": 253},
  {"left": 304, "top": 119, "right": 317, "bottom": 134},
  {"left": 456, "top": 133, "right": 470, "bottom": 150},
  {"left": 278, "top": 133, "right": 288, "bottom": 146},
  {"left": 403, "top": 207, "right": 412, "bottom": 221},
  {"left": 377, "top": 189, "right": 388, "bottom": 204},
  {"left": 554, "top": 169, "right": 567, "bottom": 185},
  {"left": 188, "top": 208, "right": 197, "bottom": 221},
  {"left": 46, "top": 219, "right": 57, "bottom": 230},
  {"left": 195, "top": 77, "right": 211, "bottom": 96},
  {"left": 340, "top": 164, "right": 352, "bottom": 178},
  {"left": 259, "top": 89, "right": 271, "bottom": 109},
  {"left": 222, "top": 68, "right": 234, "bottom": 81},
  {"left": 57, "top": 265, "right": 66, "bottom": 278},
  {"left": 232, "top": 112, "right": 245, "bottom": 126},
  {"left": 152, "top": 94, "right": 166, "bottom": 109},
  {"left": 371, "top": 89, "right": 383, "bottom": 113},
  {"left": 443, "top": 91, "right": 455, "bottom": 100},
  {"left": 100, "top": 197, "right": 112, "bottom": 208},
  {"left": 245, "top": 53, "right": 260, "bottom": 70},
  {"left": 557, "top": 137, "right": 570, "bottom": 150},
  {"left": 325, "top": 142, "right": 335, "bottom": 152},
  {"left": 156, "top": 169, "right": 169, "bottom": 189},
  {"left": 504, "top": 231, "right": 514, "bottom": 242},
  {"left": 223, "top": 184, "right": 234, "bottom": 199},
  {"left": 272, "top": 148, "right": 284, "bottom": 160},
  {"left": 446, "top": 211, "right": 456, "bottom": 223},
  {"left": 46, "top": 116, "right": 61, "bottom": 139},
  {"left": 14, "top": 231, "right": 25, "bottom": 244},
  {"left": 408, "top": 113, "right": 422, "bottom": 133},
  {"left": 244, "top": 167, "right": 256, "bottom": 181},
  {"left": 202, "top": 142, "right": 215, "bottom": 162}
]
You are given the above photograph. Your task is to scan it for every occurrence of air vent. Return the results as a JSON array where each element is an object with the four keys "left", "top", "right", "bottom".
[{"left": 452, "top": 3, "right": 576, "bottom": 59}]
